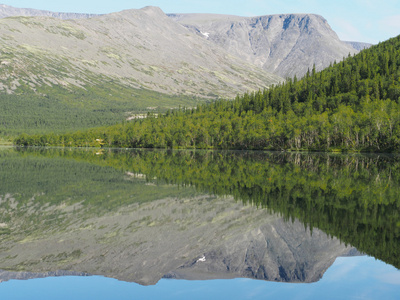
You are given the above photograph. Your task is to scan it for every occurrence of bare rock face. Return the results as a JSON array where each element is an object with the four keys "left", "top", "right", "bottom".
[{"left": 169, "top": 13, "right": 359, "bottom": 78}]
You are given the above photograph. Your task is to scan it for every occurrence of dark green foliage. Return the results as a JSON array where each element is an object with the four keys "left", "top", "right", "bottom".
[
  {"left": 0, "top": 80, "right": 202, "bottom": 137},
  {"left": 0, "top": 148, "right": 199, "bottom": 226},
  {"left": 16, "top": 35, "right": 400, "bottom": 152},
  {"left": 0, "top": 93, "right": 124, "bottom": 136}
]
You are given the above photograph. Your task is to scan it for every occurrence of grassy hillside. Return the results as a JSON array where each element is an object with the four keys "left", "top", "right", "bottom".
[{"left": 16, "top": 35, "right": 400, "bottom": 152}]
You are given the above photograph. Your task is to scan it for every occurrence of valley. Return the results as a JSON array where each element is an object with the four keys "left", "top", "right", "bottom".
[{"left": 0, "top": 4, "right": 372, "bottom": 138}]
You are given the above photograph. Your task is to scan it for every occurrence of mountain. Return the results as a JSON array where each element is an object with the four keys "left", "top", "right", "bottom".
[
  {"left": 0, "top": 4, "right": 366, "bottom": 83},
  {"left": 0, "top": 6, "right": 280, "bottom": 99},
  {"left": 344, "top": 41, "right": 373, "bottom": 51},
  {"left": 168, "top": 13, "right": 359, "bottom": 78},
  {"left": 0, "top": 4, "right": 373, "bottom": 136},
  {"left": 0, "top": 4, "right": 98, "bottom": 19}
]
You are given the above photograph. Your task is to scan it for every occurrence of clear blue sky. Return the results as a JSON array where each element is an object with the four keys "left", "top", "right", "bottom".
[{"left": 1, "top": 0, "right": 400, "bottom": 44}]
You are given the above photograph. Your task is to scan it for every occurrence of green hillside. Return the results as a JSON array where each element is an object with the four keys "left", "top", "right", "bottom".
[
  {"left": 0, "top": 82, "right": 202, "bottom": 138},
  {"left": 15, "top": 35, "right": 400, "bottom": 152}
]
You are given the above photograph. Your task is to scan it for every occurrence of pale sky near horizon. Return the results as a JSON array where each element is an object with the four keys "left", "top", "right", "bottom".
[{"left": 1, "top": 0, "right": 399, "bottom": 44}]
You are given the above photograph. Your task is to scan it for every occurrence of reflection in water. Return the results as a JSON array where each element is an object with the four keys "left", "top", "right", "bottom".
[
  {"left": 0, "top": 147, "right": 398, "bottom": 285},
  {"left": 1, "top": 257, "right": 398, "bottom": 300}
]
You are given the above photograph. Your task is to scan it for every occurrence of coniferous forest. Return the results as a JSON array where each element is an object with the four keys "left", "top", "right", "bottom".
[{"left": 15, "top": 35, "right": 400, "bottom": 152}]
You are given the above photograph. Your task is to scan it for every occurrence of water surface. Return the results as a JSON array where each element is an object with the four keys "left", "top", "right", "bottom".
[{"left": 0, "top": 147, "right": 399, "bottom": 298}]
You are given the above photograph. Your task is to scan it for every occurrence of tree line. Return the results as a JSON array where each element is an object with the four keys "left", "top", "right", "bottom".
[{"left": 15, "top": 35, "right": 400, "bottom": 152}]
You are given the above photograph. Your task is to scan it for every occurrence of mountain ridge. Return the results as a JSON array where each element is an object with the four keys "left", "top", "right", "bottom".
[
  {"left": 0, "top": 6, "right": 281, "bottom": 98},
  {"left": 0, "top": 4, "right": 369, "bottom": 81},
  {"left": 0, "top": 3, "right": 99, "bottom": 19},
  {"left": 169, "top": 12, "right": 359, "bottom": 78},
  {"left": 344, "top": 40, "right": 373, "bottom": 51}
]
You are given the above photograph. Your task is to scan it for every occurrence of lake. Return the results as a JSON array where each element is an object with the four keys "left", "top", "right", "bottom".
[{"left": 0, "top": 147, "right": 399, "bottom": 299}]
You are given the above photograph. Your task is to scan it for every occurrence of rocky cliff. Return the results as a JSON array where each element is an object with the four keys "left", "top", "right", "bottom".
[{"left": 169, "top": 13, "right": 359, "bottom": 78}]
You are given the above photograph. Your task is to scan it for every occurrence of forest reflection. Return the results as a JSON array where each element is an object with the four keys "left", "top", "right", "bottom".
[{"left": 3, "top": 147, "right": 400, "bottom": 270}]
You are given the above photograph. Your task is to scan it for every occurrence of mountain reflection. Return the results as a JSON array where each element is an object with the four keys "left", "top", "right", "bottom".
[{"left": 0, "top": 147, "right": 398, "bottom": 285}]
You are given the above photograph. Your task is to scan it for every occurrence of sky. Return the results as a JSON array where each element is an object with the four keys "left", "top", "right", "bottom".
[{"left": 1, "top": 0, "right": 400, "bottom": 44}]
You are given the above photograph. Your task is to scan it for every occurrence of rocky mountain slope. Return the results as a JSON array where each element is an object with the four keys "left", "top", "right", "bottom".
[
  {"left": 0, "top": 4, "right": 369, "bottom": 86},
  {"left": 0, "top": 6, "right": 281, "bottom": 98},
  {"left": 169, "top": 13, "right": 359, "bottom": 78}
]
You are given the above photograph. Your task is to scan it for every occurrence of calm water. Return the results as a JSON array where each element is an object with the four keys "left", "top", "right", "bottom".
[{"left": 0, "top": 147, "right": 399, "bottom": 299}]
